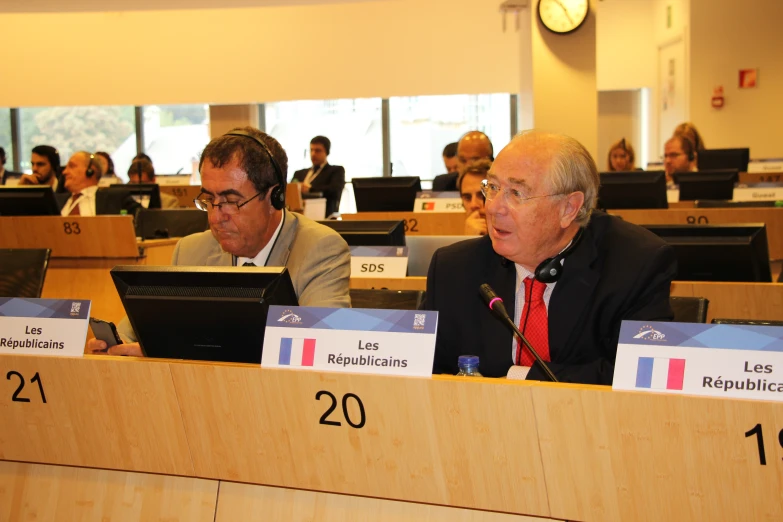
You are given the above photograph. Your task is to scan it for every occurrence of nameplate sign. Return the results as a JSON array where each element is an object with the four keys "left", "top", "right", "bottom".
[
  {"left": 733, "top": 184, "right": 783, "bottom": 202},
  {"left": 262, "top": 306, "right": 437, "bottom": 377},
  {"left": 0, "top": 298, "right": 91, "bottom": 357},
  {"left": 349, "top": 246, "right": 408, "bottom": 278},
  {"left": 414, "top": 191, "right": 464, "bottom": 213},
  {"left": 614, "top": 320, "right": 783, "bottom": 402}
]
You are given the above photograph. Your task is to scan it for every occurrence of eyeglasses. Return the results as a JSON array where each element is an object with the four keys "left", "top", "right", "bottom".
[
  {"left": 663, "top": 152, "right": 686, "bottom": 160},
  {"left": 480, "top": 179, "right": 563, "bottom": 208},
  {"left": 194, "top": 190, "right": 264, "bottom": 214}
]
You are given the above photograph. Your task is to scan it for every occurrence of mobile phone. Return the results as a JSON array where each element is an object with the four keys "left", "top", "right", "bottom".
[{"left": 89, "top": 317, "right": 123, "bottom": 348}]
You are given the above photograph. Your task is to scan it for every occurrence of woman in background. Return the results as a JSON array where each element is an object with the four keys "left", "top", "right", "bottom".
[
  {"left": 673, "top": 122, "right": 706, "bottom": 151},
  {"left": 607, "top": 138, "right": 636, "bottom": 171}
]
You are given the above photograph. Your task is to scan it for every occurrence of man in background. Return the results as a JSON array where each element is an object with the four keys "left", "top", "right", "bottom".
[
  {"left": 59, "top": 151, "right": 103, "bottom": 216},
  {"left": 432, "top": 131, "right": 494, "bottom": 191},
  {"left": 18, "top": 145, "right": 62, "bottom": 190},
  {"left": 459, "top": 159, "right": 490, "bottom": 236},
  {"left": 291, "top": 136, "right": 345, "bottom": 217},
  {"left": 0, "top": 146, "right": 21, "bottom": 185},
  {"left": 663, "top": 133, "right": 698, "bottom": 183},
  {"left": 127, "top": 158, "right": 179, "bottom": 208}
]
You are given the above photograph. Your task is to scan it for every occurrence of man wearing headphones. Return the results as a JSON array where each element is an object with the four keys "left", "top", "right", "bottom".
[
  {"left": 18, "top": 145, "right": 62, "bottom": 190},
  {"left": 60, "top": 151, "right": 103, "bottom": 216},
  {"left": 291, "top": 136, "right": 346, "bottom": 217},
  {"left": 432, "top": 131, "right": 494, "bottom": 191},
  {"left": 425, "top": 131, "right": 677, "bottom": 385},
  {"left": 664, "top": 133, "right": 698, "bottom": 182},
  {"left": 88, "top": 127, "right": 351, "bottom": 356}
]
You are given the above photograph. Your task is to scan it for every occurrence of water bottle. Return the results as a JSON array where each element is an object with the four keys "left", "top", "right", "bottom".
[{"left": 456, "top": 355, "right": 482, "bottom": 377}]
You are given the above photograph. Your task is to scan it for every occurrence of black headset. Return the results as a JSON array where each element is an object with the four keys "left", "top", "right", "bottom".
[
  {"left": 224, "top": 130, "right": 286, "bottom": 210},
  {"left": 85, "top": 153, "right": 96, "bottom": 178},
  {"left": 533, "top": 227, "right": 585, "bottom": 284}
]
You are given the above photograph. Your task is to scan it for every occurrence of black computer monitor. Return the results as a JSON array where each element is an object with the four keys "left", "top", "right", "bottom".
[
  {"left": 598, "top": 171, "right": 668, "bottom": 209},
  {"left": 0, "top": 186, "right": 61, "bottom": 216},
  {"left": 111, "top": 266, "right": 298, "bottom": 363},
  {"left": 642, "top": 224, "right": 771, "bottom": 282},
  {"left": 695, "top": 200, "right": 779, "bottom": 209},
  {"left": 98, "top": 183, "right": 162, "bottom": 215},
  {"left": 698, "top": 148, "right": 750, "bottom": 172},
  {"left": 136, "top": 209, "right": 209, "bottom": 239},
  {"left": 352, "top": 177, "right": 422, "bottom": 212},
  {"left": 317, "top": 220, "right": 406, "bottom": 246},
  {"left": 0, "top": 248, "right": 51, "bottom": 298},
  {"left": 673, "top": 170, "right": 739, "bottom": 201}
]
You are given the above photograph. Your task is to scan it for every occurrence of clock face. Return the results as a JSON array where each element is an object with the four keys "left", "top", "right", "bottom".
[{"left": 537, "top": 0, "right": 589, "bottom": 34}]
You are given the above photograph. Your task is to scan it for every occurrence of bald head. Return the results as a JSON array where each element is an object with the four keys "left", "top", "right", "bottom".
[{"left": 457, "top": 131, "right": 494, "bottom": 176}]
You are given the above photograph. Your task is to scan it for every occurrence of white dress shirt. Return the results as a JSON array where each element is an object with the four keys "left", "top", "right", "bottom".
[
  {"left": 60, "top": 185, "right": 99, "bottom": 217},
  {"left": 236, "top": 212, "right": 285, "bottom": 267},
  {"left": 303, "top": 163, "right": 325, "bottom": 186}
]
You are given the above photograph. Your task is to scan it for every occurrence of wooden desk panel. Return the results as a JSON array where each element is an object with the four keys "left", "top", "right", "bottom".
[
  {"left": 608, "top": 208, "right": 783, "bottom": 259},
  {"left": 159, "top": 185, "right": 201, "bottom": 208},
  {"left": 671, "top": 281, "right": 783, "bottom": 321},
  {"left": 740, "top": 172, "right": 783, "bottom": 184},
  {"left": 0, "top": 355, "right": 193, "bottom": 476},
  {"left": 350, "top": 276, "right": 427, "bottom": 291},
  {"left": 0, "top": 462, "right": 217, "bottom": 522},
  {"left": 342, "top": 212, "right": 465, "bottom": 235},
  {"left": 532, "top": 385, "right": 783, "bottom": 522},
  {"left": 215, "top": 482, "right": 555, "bottom": 522},
  {"left": 0, "top": 216, "right": 139, "bottom": 258},
  {"left": 170, "top": 367, "right": 550, "bottom": 517}
]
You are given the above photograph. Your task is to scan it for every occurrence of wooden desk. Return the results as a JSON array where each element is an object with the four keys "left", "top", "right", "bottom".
[
  {"left": 609, "top": 207, "right": 783, "bottom": 260},
  {"left": 0, "top": 216, "right": 178, "bottom": 324},
  {"left": 159, "top": 185, "right": 201, "bottom": 208},
  {"left": 741, "top": 172, "right": 783, "bottom": 184},
  {"left": 342, "top": 212, "right": 465, "bottom": 235},
  {"left": 2, "top": 354, "right": 781, "bottom": 521}
]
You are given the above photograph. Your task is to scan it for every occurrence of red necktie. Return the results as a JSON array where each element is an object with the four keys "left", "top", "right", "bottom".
[
  {"left": 517, "top": 277, "right": 550, "bottom": 366},
  {"left": 68, "top": 193, "right": 82, "bottom": 216}
]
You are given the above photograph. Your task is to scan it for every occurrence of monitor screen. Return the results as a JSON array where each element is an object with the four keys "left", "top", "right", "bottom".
[
  {"left": 136, "top": 209, "right": 209, "bottom": 239},
  {"left": 0, "top": 248, "right": 51, "bottom": 298},
  {"left": 673, "top": 170, "right": 739, "bottom": 201},
  {"left": 0, "top": 186, "right": 61, "bottom": 216},
  {"left": 317, "top": 220, "right": 405, "bottom": 246},
  {"left": 698, "top": 148, "right": 750, "bottom": 172},
  {"left": 111, "top": 266, "right": 298, "bottom": 363},
  {"left": 352, "top": 177, "right": 422, "bottom": 212},
  {"left": 695, "top": 200, "right": 779, "bottom": 209},
  {"left": 598, "top": 171, "right": 668, "bottom": 210},
  {"left": 641, "top": 223, "right": 771, "bottom": 282},
  {"left": 98, "top": 183, "right": 162, "bottom": 215}
]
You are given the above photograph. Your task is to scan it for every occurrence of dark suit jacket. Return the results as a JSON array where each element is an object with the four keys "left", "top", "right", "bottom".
[
  {"left": 292, "top": 163, "right": 346, "bottom": 216},
  {"left": 424, "top": 211, "right": 677, "bottom": 385},
  {"left": 432, "top": 172, "right": 458, "bottom": 192}
]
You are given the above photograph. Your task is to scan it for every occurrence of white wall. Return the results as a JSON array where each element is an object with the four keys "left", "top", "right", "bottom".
[
  {"left": 689, "top": 0, "right": 783, "bottom": 158},
  {"left": 0, "top": 0, "right": 520, "bottom": 107},
  {"left": 598, "top": 90, "right": 643, "bottom": 171}
]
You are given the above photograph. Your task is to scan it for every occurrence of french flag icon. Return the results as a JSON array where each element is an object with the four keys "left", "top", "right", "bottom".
[
  {"left": 278, "top": 338, "right": 315, "bottom": 367},
  {"left": 635, "top": 357, "right": 685, "bottom": 390}
]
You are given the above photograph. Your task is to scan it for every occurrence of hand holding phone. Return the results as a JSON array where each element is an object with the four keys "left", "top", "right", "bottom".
[{"left": 89, "top": 317, "right": 123, "bottom": 349}]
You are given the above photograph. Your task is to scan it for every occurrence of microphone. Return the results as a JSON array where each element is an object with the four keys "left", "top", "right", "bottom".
[{"left": 479, "top": 283, "right": 559, "bottom": 382}]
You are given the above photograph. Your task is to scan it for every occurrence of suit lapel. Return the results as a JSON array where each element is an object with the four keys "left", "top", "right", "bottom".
[
  {"left": 548, "top": 226, "right": 600, "bottom": 357},
  {"left": 205, "top": 240, "right": 233, "bottom": 267},
  {"left": 479, "top": 245, "right": 517, "bottom": 371},
  {"left": 267, "top": 210, "right": 295, "bottom": 266}
]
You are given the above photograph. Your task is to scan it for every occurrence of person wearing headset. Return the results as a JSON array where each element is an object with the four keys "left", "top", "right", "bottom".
[
  {"left": 459, "top": 159, "right": 491, "bottom": 236},
  {"left": 60, "top": 151, "right": 104, "bottom": 216},
  {"left": 18, "top": 145, "right": 63, "bottom": 190},
  {"left": 663, "top": 133, "right": 698, "bottom": 183},
  {"left": 424, "top": 131, "right": 677, "bottom": 384},
  {"left": 87, "top": 126, "right": 351, "bottom": 356}
]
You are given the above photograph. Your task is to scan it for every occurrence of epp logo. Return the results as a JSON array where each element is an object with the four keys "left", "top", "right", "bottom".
[
  {"left": 633, "top": 324, "right": 666, "bottom": 342},
  {"left": 278, "top": 310, "right": 302, "bottom": 324}
]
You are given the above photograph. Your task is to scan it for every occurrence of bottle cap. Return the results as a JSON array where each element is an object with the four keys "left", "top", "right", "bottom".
[{"left": 458, "top": 355, "right": 480, "bottom": 367}]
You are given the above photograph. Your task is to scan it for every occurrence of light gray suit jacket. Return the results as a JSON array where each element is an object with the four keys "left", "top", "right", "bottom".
[{"left": 118, "top": 209, "right": 351, "bottom": 341}]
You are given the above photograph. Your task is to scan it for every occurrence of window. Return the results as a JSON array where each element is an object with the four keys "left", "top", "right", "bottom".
[
  {"left": 19, "top": 106, "right": 135, "bottom": 175},
  {"left": 0, "top": 109, "right": 11, "bottom": 170},
  {"left": 389, "top": 94, "right": 512, "bottom": 181},
  {"left": 136, "top": 105, "right": 211, "bottom": 179}
]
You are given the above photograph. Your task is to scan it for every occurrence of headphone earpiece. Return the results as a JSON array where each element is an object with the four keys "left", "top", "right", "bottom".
[
  {"left": 225, "top": 131, "right": 286, "bottom": 210},
  {"left": 687, "top": 149, "right": 695, "bottom": 162},
  {"left": 620, "top": 138, "right": 627, "bottom": 152},
  {"left": 86, "top": 153, "right": 95, "bottom": 178},
  {"left": 533, "top": 228, "right": 584, "bottom": 284}
]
